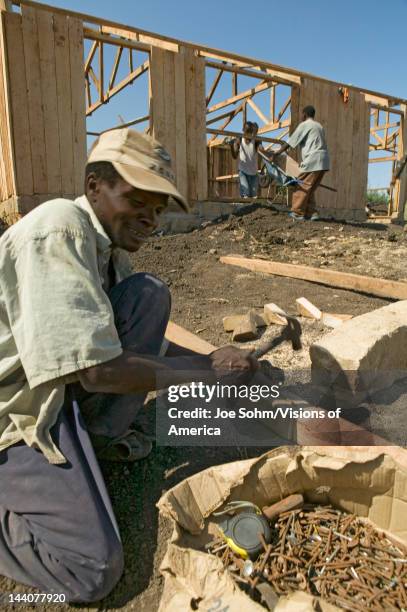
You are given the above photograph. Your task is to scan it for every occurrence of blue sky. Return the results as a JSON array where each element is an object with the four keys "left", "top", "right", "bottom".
[{"left": 46, "top": 0, "right": 407, "bottom": 189}]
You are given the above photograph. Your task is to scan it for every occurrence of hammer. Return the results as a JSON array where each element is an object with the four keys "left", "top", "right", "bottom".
[{"left": 252, "top": 305, "right": 302, "bottom": 358}]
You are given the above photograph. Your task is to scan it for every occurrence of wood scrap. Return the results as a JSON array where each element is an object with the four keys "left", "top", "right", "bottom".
[
  {"left": 231, "top": 311, "right": 257, "bottom": 341},
  {"left": 220, "top": 255, "right": 407, "bottom": 300},
  {"left": 296, "top": 297, "right": 322, "bottom": 320},
  {"left": 321, "top": 312, "right": 353, "bottom": 328},
  {"left": 222, "top": 311, "right": 266, "bottom": 333},
  {"left": 263, "top": 303, "right": 286, "bottom": 325}
]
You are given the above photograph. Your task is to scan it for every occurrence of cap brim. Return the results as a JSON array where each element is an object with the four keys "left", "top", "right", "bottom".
[{"left": 112, "top": 162, "right": 189, "bottom": 212}]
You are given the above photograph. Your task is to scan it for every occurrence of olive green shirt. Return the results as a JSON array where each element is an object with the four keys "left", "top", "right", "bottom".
[{"left": 0, "top": 196, "right": 132, "bottom": 464}]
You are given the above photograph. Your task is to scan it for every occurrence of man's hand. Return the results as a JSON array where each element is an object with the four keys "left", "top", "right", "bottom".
[{"left": 209, "top": 346, "right": 259, "bottom": 374}]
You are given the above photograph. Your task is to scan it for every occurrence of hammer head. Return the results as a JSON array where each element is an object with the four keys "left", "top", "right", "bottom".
[{"left": 283, "top": 316, "right": 302, "bottom": 351}]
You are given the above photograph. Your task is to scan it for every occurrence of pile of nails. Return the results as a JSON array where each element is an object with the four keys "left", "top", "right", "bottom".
[{"left": 206, "top": 504, "right": 407, "bottom": 611}]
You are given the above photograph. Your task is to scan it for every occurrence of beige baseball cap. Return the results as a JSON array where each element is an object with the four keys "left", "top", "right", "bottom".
[{"left": 87, "top": 128, "right": 189, "bottom": 212}]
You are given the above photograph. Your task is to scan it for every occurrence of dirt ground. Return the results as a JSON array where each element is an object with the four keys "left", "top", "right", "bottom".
[{"left": 0, "top": 204, "right": 406, "bottom": 611}]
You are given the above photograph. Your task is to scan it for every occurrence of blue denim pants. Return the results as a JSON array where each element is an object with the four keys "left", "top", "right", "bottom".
[{"left": 239, "top": 170, "right": 259, "bottom": 197}]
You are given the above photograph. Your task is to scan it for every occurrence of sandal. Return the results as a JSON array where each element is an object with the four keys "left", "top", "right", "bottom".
[{"left": 91, "top": 429, "right": 153, "bottom": 462}]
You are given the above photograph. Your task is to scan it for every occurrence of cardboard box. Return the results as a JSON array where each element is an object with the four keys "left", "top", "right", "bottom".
[{"left": 157, "top": 446, "right": 407, "bottom": 611}]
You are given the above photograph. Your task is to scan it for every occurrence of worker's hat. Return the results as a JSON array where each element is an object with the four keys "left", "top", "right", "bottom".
[{"left": 87, "top": 128, "right": 189, "bottom": 212}]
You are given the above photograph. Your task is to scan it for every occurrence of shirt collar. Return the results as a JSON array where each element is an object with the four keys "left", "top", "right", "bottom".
[{"left": 75, "top": 195, "right": 111, "bottom": 253}]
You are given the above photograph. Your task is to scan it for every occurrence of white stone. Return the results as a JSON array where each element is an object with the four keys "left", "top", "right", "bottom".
[{"left": 311, "top": 300, "right": 407, "bottom": 403}]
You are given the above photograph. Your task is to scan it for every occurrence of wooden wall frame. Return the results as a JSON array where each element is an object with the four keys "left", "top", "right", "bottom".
[{"left": 0, "top": 0, "right": 405, "bottom": 221}]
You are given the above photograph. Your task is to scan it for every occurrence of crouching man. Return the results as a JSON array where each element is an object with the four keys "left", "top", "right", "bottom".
[{"left": 0, "top": 128, "right": 258, "bottom": 602}]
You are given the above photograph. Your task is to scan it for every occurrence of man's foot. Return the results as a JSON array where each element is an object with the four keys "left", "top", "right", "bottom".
[
  {"left": 309, "top": 213, "right": 320, "bottom": 221},
  {"left": 91, "top": 429, "right": 153, "bottom": 462},
  {"left": 288, "top": 212, "right": 305, "bottom": 221}
]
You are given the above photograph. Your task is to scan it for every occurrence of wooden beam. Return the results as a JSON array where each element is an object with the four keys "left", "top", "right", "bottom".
[
  {"left": 84, "top": 39, "right": 97, "bottom": 73},
  {"left": 276, "top": 95, "right": 291, "bottom": 122},
  {"left": 369, "top": 156, "right": 397, "bottom": 163},
  {"left": 207, "top": 127, "right": 283, "bottom": 145},
  {"left": 257, "top": 118, "right": 290, "bottom": 135},
  {"left": 220, "top": 255, "right": 407, "bottom": 300},
  {"left": 87, "top": 60, "right": 149, "bottom": 115},
  {"left": 207, "top": 81, "right": 271, "bottom": 114},
  {"left": 88, "top": 115, "right": 150, "bottom": 136},
  {"left": 98, "top": 40, "right": 104, "bottom": 102},
  {"left": 370, "top": 121, "right": 399, "bottom": 131},
  {"left": 370, "top": 103, "right": 404, "bottom": 117},
  {"left": 10, "top": 0, "right": 407, "bottom": 104},
  {"left": 108, "top": 45, "right": 123, "bottom": 90},
  {"left": 83, "top": 27, "right": 151, "bottom": 53},
  {"left": 206, "top": 109, "right": 236, "bottom": 126},
  {"left": 205, "top": 68, "right": 223, "bottom": 106},
  {"left": 247, "top": 98, "right": 268, "bottom": 124},
  {"left": 205, "top": 59, "right": 292, "bottom": 86}
]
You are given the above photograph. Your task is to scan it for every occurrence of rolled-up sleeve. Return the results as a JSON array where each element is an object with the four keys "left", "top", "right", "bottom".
[{"left": 2, "top": 229, "right": 122, "bottom": 389}]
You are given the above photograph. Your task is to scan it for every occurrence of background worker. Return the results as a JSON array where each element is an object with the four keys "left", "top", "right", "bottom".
[
  {"left": 0, "top": 128, "right": 258, "bottom": 603},
  {"left": 229, "top": 121, "right": 266, "bottom": 198},
  {"left": 272, "top": 105, "right": 330, "bottom": 220}
]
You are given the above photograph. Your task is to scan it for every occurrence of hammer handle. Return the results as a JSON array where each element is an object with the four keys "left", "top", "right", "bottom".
[{"left": 262, "top": 494, "right": 304, "bottom": 522}]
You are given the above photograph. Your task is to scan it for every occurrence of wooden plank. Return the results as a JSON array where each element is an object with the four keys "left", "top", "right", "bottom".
[
  {"left": 207, "top": 81, "right": 271, "bottom": 114},
  {"left": 21, "top": 5, "right": 47, "bottom": 194},
  {"left": 68, "top": 16, "right": 86, "bottom": 197},
  {"left": 220, "top": 255, "right": 407, "bottom": 300},
  {"left": 54, "top": 13, "right": 74, "bottom": 195},
  {"left": 165, "top": 320, "right": 214, "bottom": 354},
  {"left": 174, "top": 49, "right": 187, "bottom": 199},
  {"left": 36, "top": 8, "right": 61, "bottom": 195},
  {"left": 3, "top": 11, "right": 33, "bottom": 195}
]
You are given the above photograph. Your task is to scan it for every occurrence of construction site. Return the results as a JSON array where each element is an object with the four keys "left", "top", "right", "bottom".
[{"left": 0, "top": 1, "right": 407, "bottom": 611}]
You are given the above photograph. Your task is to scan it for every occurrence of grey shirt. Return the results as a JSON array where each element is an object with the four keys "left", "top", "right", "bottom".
[{"left": 287, "top": 118, "right": 330, "bottom": 172}]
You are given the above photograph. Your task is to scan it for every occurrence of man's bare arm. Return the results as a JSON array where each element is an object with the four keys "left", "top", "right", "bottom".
[{"left": 77, "top": 346, "right": 258, "bottom": 394}]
